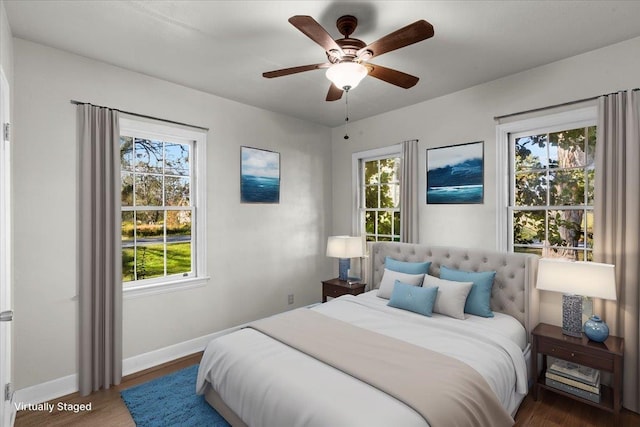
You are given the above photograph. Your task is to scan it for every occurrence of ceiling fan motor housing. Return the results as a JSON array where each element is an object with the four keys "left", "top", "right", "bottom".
[
  {"left": 328, "top": 38, "right": 368, "bottom": 63},
  {"left": 327, "top": 15, "right": 372, "bottom": 63}
]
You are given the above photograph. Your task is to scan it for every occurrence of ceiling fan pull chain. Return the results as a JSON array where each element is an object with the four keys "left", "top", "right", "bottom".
[{"left": 344, "top": 89, "right": 350, "bottom": 140}]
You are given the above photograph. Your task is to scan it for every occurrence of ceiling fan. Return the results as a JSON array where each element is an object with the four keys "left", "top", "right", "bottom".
[{"left": 263, "top": 15, "right": 434, "bottom": 101}]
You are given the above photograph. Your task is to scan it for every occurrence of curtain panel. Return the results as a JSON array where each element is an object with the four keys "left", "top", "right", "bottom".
[
  {"left": 400, "top": 139, "right": 419, "bottom": 243},
  {"left": 593, "top": 89, "right": 640, "bottom": 412},
  {"left": 77, "top": 104, "right": 122, "bottom": 396}
]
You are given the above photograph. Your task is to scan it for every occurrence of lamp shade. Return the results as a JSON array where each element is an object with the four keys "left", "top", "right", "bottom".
[
  {"left": 326, "top": 236, "right": 364, "bottom": 259},
  {"left": 325, "top": 62, "right": 368, "bottom": 90},
  {"left": 535, "top": 258, "right": 617, "bottom": 300}
]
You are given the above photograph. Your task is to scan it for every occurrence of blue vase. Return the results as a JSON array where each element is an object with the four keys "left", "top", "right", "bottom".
[{"left": 584, "top": 315, "right": 609, "bottom": 342}]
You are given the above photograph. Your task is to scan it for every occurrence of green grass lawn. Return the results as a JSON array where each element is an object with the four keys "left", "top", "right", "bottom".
[{"left": 122, "top": 242, "right": 191, "bottom": 281}]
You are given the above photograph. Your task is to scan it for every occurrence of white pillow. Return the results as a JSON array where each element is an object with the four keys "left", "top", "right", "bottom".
[
  {"left": 422, "top": 275, "right": 473, "bottom": 320},
  {"left": 377, "top": 269, "right": 425, "bottom": 299}
]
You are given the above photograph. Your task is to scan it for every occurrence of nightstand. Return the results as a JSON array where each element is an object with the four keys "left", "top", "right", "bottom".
[
  {"left": 322, "top": 278, "right": 366, "bottom": 302},
  {"left": 531, "top": 322, "right": 624, "bottom": 413}
]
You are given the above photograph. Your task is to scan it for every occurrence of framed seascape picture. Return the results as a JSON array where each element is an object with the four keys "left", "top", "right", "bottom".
[
  {"left": 426, "top": 141, "right": 484, "bottom": 204},
  {"left": 241, "top": 146, "right": 280, "bottom": 203}
]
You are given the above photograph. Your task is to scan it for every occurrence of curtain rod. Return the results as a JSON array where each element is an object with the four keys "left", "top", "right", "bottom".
[
  {"left": 493, "top": 88, "right": 639, "bottom": 121},
  {"left": 70, "top": 100, "right": 209, "bottom": 131},
  {"left": 493, "top": 95, "right": 598, "bottom": 121}
]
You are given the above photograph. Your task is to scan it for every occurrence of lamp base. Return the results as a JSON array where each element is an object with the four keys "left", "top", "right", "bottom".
[
  {"left": 338, "top": 258, "right": 351, "bottom": 281},
  {"left": 562, "top": 294, "right": 583, "bottom": 337}
]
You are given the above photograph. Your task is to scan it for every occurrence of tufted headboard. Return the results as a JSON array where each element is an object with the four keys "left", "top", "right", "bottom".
[{"left": 365, "top": 242, "right": 539, "bottom": 336}]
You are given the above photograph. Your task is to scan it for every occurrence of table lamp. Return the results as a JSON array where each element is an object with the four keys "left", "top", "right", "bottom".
[
  {"left": 535, "top": 258, "right": 616, "bottom": 337},
  {"left": 326, "top": 236, "right": 364, "bottom": 281}
]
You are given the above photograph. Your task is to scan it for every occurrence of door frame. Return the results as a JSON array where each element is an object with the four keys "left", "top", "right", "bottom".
[{"left": 0, "top": 67, "right": 13, "bottom": 427}]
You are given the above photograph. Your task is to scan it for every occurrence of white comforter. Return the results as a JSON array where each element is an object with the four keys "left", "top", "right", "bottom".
[{"left": 196, "top": 292, "right": 528, "bottom": 427}]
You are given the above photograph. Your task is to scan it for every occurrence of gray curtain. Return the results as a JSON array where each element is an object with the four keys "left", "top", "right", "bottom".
[
  {"left": 593, "top": 89, "right": 640, "bottom": 412},
  {"left": 400, "top": 139, "right": 419, "bottom": 243},
  {"left": 77, "top": 104, "right": 122, "bottom": 396}
]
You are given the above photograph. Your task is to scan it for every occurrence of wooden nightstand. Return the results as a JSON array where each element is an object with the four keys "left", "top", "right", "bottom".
[
  {"left": 322, "top": 278, "right": 366, "bottom": 302},
  {"left": 531, "top": 322, "right": 624, "bottom": 414}
]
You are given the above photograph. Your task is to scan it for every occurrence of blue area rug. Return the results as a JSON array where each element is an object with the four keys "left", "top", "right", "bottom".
[{"left": 121, "top": 364, "right": 230, "bottom": 427}]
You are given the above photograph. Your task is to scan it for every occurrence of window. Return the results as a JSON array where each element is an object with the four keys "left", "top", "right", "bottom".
[
  {"left": 353, "top": 146, "right": 401, "bottom": 242},
  {"left": 497, "top": 107, "right": 597, "bottom": 259},
  {"left": 119, "top": 118, "right": 207, "bottom": 294}
]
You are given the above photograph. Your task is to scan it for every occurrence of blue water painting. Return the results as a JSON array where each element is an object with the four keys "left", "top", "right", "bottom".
[
  {"left": 241, "top": 147, "right": 280, "bottom": 203},
  {"left": 427, "top": 184, "right": 483, "bottom": 204},
  {"left": 427, "top": 142, "right": 484, "bottom": 204},
  {"left": 241, "top": 175, "right": 280, "bottom": 203}
]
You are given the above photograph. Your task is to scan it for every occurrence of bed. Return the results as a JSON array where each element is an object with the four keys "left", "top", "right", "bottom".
[{"left": 196, "top": 242, "right": 539, "bottom": 427}]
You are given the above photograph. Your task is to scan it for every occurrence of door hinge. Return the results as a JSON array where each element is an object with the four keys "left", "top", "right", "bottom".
[
  {"left": 3, "top": 122, "right": 9, "bottom": 142},
  {"left": 4, "top": 383, "right": 12, "bottom": 401},
  {"left": 0, "top": 310, "right": 12, "bottom": 322}
]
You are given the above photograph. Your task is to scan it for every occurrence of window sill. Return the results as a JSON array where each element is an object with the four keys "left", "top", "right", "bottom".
[{"left": 123, "top": 276, "right": 210, "bottom": 299}]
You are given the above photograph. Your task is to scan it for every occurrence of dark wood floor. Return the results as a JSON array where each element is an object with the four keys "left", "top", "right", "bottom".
[
  {"left": 514, "top": 389, "right": 639, "bottom": 427},
  {"left": 14, "top": 352, "right": 640, "bottom": 426}
]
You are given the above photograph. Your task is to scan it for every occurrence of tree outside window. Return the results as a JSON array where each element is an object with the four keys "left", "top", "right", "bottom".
[
  {"left": 363, "top": 157, "right": 401, "bottom": 241},
  {"left": 512, "top": 126, "right": 596, "bottom": 260},
  {"left": 120, "top": 136, "right": 194, "bottom": 283}
]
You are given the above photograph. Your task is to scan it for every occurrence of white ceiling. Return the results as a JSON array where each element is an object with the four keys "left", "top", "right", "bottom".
[{"left": 5, "top": 1, "right": 640, "bottom": 127}]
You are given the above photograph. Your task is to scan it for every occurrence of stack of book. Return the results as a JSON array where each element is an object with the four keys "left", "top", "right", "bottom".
[{"left": 544, "top": 357, "right": 601, "bottom": 403}]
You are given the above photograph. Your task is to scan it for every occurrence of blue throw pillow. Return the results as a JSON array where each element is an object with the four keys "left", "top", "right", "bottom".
[
  {"left": 387, "top": 280, "right": 438, "bottom": 317},
  {"left": 385, "top": 256, "right": 431, "bottom": 275},
  {"left": 440, "top": 266, "right": 496, "bottom": 318}
]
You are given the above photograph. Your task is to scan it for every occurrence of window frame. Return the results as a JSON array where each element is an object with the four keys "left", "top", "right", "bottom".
[
  {"left": 496, "top": 106, "right": 597, "bottom": 253},
  {"left": 351, "top": 145, "right": 402, "bottom": 241},
  {"left": 119, "top": 117, "right": 209, "bottom": 298}
]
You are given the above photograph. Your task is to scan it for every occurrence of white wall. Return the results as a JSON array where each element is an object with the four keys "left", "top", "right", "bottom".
[
  {"left": 331, "top": 36, "right": 640, "bottom": 325},
  {"left": 0, "top": 1, "right": 12, "bottom": 86},
  {"left": 12, "top": 38, "right": 332, "bottom": 389}
]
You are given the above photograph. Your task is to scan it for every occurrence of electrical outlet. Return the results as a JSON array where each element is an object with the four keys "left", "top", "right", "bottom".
[{"left": 288, "top": 294, "right": 294, "bottom": 305}]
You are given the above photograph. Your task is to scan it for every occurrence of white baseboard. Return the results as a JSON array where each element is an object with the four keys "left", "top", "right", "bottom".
[
  {"left": 12, "top": 323, "right": 244, "bottom": 407},
  {"left": 12, "top": 374, "right": 77, "bottom": 411}
]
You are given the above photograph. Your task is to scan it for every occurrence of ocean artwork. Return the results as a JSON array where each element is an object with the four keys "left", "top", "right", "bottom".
[
  {"left": 427, "top": 141, "right": 484, "bottom": 204},
  {"left": 241, "top": 146, "right": 280, "bottom": 203}
]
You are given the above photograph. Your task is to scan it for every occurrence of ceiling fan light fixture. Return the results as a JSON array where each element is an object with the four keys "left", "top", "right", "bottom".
[{"left": 325, "top": 62, "right": 368, "bottom": 91}]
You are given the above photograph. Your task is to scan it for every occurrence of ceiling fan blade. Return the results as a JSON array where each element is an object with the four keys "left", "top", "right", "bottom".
[
  {"left": 367, "top": 63, "right": 419, "bottom": 89},
  {"left": 289, "top": 15, "right": 343, "bottom": 55},
  {"left": 326, "top": 84, "right": 343, "bottom": 101},
  {"left": 358, "top": 20, "right": 434, "bottom": 59},
  {"left": 263, "top": 63, "right": 331, "bottom": 78}
]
